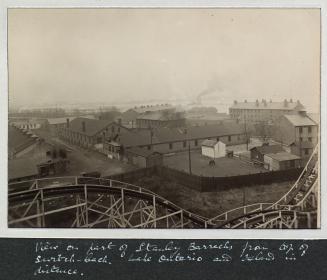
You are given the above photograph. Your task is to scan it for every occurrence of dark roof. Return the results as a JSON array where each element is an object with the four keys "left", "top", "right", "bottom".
[
  {"left": 127, "top": 147, "right": 162, "bottom": 157},
  {"left": 8, "top": 126, "right": 37, "bottom": 154},
  {"left": 137, "top": 111, "right": 184, "bottom": 121},
  {"left": 66, "top": 117, "right": 113, "bottom": 136},
  {"left": 114, "top": 122, "right": 245, "bottom": 147},
  {"left": 8, "top": 158, "right": 39, "bottom": 180},
  {"left": 250, "top": 144, "right": 284, "bottom": 155},
  {"left": 201, "top": 139, "right": 217, "bottom": 147},
  {"left": 283, "top": 114, "right": 317, "bottom": 126},
  {"left": 265, "top": 152, "right": 301, "bottom": 161}
]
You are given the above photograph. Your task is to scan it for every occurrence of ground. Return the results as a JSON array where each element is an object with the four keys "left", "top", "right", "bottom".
[
  {"left": 163, "top": 150, "right": 266, "bottom": 177},
  {"left": 133, "top": 175, "right": 294, "bottom": 219},
  {"left": 33, "top": 128, "right": 136, "bottom": 177}
]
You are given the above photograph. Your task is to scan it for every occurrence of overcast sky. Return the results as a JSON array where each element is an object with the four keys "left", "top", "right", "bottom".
[{"left": 8, "top": 9, "right": 320, "bottom": 112}]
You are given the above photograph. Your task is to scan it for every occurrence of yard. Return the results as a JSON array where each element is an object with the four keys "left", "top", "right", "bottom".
[
  {"left": 163, "top": 150, "right": 267, "bottom": 177},
  {"left": 33, "top": 128, "right": 136, "bottom": 177}
]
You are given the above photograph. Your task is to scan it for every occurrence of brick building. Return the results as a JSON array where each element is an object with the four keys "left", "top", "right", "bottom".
[
  {"left": 136, "top": 111, "right": 186, "bottom": 128},
  {"left": 229, "top": 99, "right": 306, "bottom": 124},
  {"left": 273, "top": 112, "right": 318, "bottom": 163}
]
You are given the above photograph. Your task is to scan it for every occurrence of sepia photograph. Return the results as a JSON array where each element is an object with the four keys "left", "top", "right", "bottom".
[{"left": 6, "top": 7, "right": 321, "bottom": 230}]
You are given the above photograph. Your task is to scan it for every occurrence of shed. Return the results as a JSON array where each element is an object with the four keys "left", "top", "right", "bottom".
[
  {"left": 127, "top": 147, "right": 163, "bottom": 168},
  {"left": 250, "top": 144, "right": 285, "bottom": 162},
  {"left": 264, "top": 152, "right": 301, "bottom": 171},
  {"left": 201, "top": 139, "right": 226, "bottom": 159}
]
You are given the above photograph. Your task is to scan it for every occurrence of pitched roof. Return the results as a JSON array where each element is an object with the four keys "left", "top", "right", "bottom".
[
  {"left": 265, "top": 152, "right": 301, "bottom": 161},
  {"left": 230, "top": 100, "right": 305, "bottom": 111},
  {"left": 250, "top": 144, "right": 284, "bottom": 154},
  {"left": 8, "top": 126, "right": 37, "bottom": 154},
  {"left": 201, "top": 139, "right": 218, "bottom": 147},
  {"left": 283, "top": 114, "right": 317, "bottom": 126},
  {"left": 137, "top": 111, "right": 184, "bottom": 121},
  {"left": 127, "top": 147, "right": 162, "bottom": 157},
  {"left": 66, "top": 117, "right": 112, "bottom": 136},
  {"left": 8, "top": 158, "right": 39, "bottom": 180},
  {"left": 115, "top": 122, "right": 245, "bottom": 147}
]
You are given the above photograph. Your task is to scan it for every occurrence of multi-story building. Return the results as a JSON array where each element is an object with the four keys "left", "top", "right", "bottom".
[
  {"left": 229, "top": 99, "right": 306, "bottom": 124},
  {"left": 136, "top": 111, "right": 186, "bottom": 129},
  {"left": 273, "top": 112, "right": 318, "bottom": 164}
]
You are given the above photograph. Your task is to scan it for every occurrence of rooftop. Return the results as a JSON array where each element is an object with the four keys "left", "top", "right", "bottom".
[
  {"left": 283, "top": 114, "right": 317, "bottom": 127},
  {"left": 66, "top": 117, "right": 113, "bottom": 136},
  {"left": 201, "top": 139, "right": 218, "bottom": 147},
  {"left": 111, "top": 122, "right": 245, "bottom": 147},
  {"left": 8, "top": 126, "right": 37, "bottom": 154},
  {"left": 8, "top": 157, "right": 39, "bottom": 180},
  {"left": 230, "top": 100, "right": 305, "bottom": 111},
  {"left": 265, "top": 152, "right": 301, "bottom": 161},
  {"left": 250, "top": 144, "right": 285, "bottom": 154}
]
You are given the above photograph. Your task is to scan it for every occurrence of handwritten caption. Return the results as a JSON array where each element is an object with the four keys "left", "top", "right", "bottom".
[{"left": 32, "top": 240, "right": 309, "bottom": 277}]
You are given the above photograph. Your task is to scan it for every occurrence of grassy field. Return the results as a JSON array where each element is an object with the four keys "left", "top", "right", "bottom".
[
  {"left": 163, "top": 150, "right": 266, "bottom": 177},
  {"left": 133, "top": 175, "right": 294, "bottom": 219}
]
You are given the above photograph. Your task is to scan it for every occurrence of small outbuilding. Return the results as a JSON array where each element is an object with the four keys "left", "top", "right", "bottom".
[
  {"left": 127, "top": 147, "right": 163, "bottom": 168},
  {"left": 264, "top": 152, "right": 301, "bottom": 171},
  {"left": 201, "top": 139, "right": 226, "bottom": 159},
  {"left": 250, "top": 144, "right": 285, "bottom": 163}
]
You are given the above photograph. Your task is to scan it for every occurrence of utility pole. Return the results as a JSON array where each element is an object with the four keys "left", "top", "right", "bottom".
[{"left": 188, "top": 142, "right": 192, "bottom": 174}]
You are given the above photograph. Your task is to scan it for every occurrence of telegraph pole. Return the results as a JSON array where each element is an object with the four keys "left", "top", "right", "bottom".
[{"left": 188, "top": 142, "right": 192, "bottom": 174}]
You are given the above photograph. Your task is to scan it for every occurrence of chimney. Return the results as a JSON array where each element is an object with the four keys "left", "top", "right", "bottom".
[
  {"left": 290, "top": 98, "right": 293, "bottom": 103},
  {"left": 270, "top": 99, "right": 272, "bottom": 103},
  {"left": 117, "top": 118, "right": 122, "bottom": 125},
  {"left": 66, "top": 118, "right": 70, "bottom": 128},
  {"left": 284, "top": 99, "right": 288, "bottom": 107},
  {"left": 256, "top": 99, "right": 259, "bottom": 106},
  {"left": 244, "top": 99, "right": 247, "bottom": 103},
  {"left": 234, "top": 100, "right": 237, "bottom": 105},
  {"left": 262, "top": 99, "right": 265, "bottom": 103},
  {"left": 263, "top": 99, "right": 267, "bottom": 107},
  {"left": 82, "top": 121, "right": 86, "bottom": 132}
]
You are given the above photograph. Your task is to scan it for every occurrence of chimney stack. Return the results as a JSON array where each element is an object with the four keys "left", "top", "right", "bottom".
[
  {"left": 284, "top": 99, "right": 288, "bottom": 107},
  {"left": 234, "top": 100, "right": 237, "bottom": 105},
  {"left": 82, "top": 121, "right": 86, "bottom": 132},
  {"left": 255, "top": 99, "right": 259, "bottom": 107},
  {"left": 290, "top": 98, "right": 293, "bottom": 103},
  {"left": 66, "top": 118, "right": 70, "bottom": 128},
  {"left": 117, "top": 118, "right": 122, "bottom": 125},
  {"left": 244, "top": 99, "right": 247, "bottom": 103}
]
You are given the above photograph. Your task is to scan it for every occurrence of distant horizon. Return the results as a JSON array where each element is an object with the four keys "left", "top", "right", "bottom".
[{"left": 8, "top": 8, "right": 320, "bottom": 113}]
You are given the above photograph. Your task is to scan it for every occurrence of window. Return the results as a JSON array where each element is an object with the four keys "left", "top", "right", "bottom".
[
  {"left": 194, "top": 140, "right": 198, "bottom": 146},
  {"left": 216, "top": 137, "right": 220, "bottom": 142},
  {"left": 299, "top": 127, "right": 303, "bottom": 133},
  {"left": 183, "top": 141, "right": 187, "bottom": 148},
  {"left": 290, "top": 160, "right": 295, "bottom": 168},
  {"left": 169, "top": 143, "right": 173, "bottom": 150},
  {"left": 228, "top": 136, "right": 231, "bottom": 142},
  {"left": 118, "top": 127, "right": 120, "bottom": 133},
  {"left": 299, "top": 137, "right": 303, "bottom": 142},
  {"left": 304, "top": 149, "right": 309, "bottom": 155},
  {"left": 111, "top": 126, "right": 115, "bottom": 133},
  {"left": 147, "top": 145, "right": 151, "bottom": 150},
  {"left": 308, "top": 126, "right": 312, "bottom": 133},
  {"left": 308, "top": 137, "right": 312, "bottom": 142}
]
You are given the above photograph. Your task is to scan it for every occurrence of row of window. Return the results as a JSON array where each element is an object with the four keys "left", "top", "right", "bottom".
[
  {"left": 299, "top": 137, "right": 313, "bottom": 142},
  {"left": 299, "top": 126, "right": 312, "bottom": 133}
]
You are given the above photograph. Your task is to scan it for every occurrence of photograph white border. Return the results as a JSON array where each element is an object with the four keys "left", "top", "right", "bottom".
[{"left": 0, "top": 0, "right": 326, "bottom": 239}]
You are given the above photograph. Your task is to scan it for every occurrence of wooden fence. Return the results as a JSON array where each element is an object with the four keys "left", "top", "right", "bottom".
[{"left": 104, "top": 165, "right": 303, "bottom": 192}]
